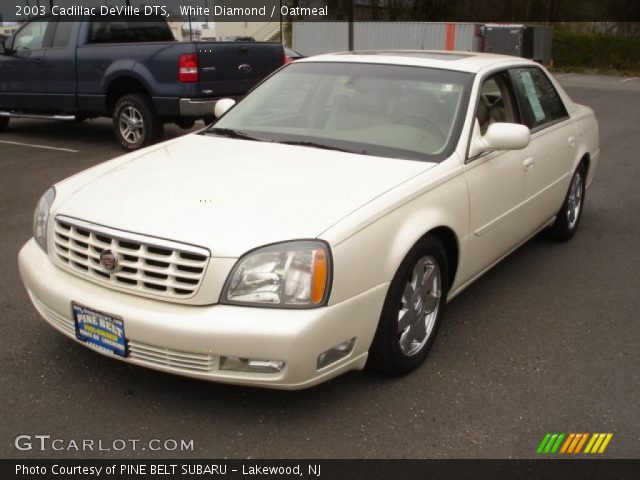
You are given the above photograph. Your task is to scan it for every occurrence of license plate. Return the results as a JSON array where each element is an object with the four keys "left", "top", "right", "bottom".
[{"left": 72, "top": 303, "right": 127, "bottom": 357}]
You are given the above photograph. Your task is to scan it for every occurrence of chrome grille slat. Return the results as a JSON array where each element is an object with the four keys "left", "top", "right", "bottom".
[
  {"left": 128, "top": 341, "right": 217, "bottom": 372},
  {"left": 54, "top": 216, "right": 210, "bottom": 300}
]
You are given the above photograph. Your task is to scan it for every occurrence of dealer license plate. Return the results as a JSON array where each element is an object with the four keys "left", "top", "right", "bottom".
[{"left": 72, "top": 303, "right": 127, "bottom": 357}]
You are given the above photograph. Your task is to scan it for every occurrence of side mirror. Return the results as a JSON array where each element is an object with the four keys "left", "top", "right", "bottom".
[
  {"left": 469, "top": 122, "right": 531, "bottom": 158},
  {"left": 214, "top": 98, "right": 236, "bottom": 119}
]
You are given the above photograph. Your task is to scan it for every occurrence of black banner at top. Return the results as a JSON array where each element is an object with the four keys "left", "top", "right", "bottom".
[{"left": 0, "top": 0, "right": 639, "bottom": 23}]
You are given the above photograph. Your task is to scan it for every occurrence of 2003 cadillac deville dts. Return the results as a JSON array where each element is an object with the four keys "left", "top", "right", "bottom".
[{"left": 19, "top": 51, "right": 599, "bottom": 389}]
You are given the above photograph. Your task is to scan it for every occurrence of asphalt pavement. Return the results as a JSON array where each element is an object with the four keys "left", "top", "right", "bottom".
[{"left": 1, "top": 74, "right": 639, "bottom": 459}]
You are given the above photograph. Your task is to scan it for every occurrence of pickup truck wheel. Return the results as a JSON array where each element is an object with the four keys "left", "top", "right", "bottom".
[
  {"left": 367, "top": 235, "right": 449, "bottom": 376},
  {"left": 0, "top": 117, "right": 9, "bottom": 132},
  {"left": 544, "top": 163, "right": 586, "bottom": 241},
  {"left": 113, "top": 94, "right": 161, "bottom": 150}
]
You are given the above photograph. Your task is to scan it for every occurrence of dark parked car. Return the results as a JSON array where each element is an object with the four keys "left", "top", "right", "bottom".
[{"left": 0, "top": 17, "right": 285, "bottom": 149}]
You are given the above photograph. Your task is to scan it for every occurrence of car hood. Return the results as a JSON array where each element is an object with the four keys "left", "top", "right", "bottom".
[{"left": 56, "top": 134, "right": 435, "bottom": 257}]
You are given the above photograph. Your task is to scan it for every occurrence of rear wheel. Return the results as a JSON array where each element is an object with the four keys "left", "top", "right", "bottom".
[
  {"left": 544, "top": 163, "right": 586, "bottom": 241},
  {"left": 0, "top": 117, "right": 9, "bottom": 132},
  {"left": 367, "top": 235, "right": 449, "bottom": 375},
  {"left": 113, "top": 94, "right": 162, "bottom": 151}
]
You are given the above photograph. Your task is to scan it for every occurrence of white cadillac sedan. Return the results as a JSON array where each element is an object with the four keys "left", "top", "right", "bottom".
[{"left": 19, "top": 51, "right": 599, "bottom": 389}]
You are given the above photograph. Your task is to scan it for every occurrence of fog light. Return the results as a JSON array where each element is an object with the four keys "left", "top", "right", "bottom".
[
  {"left": 317, "top": 338, "right": 356, "bottom": 370},
  {"left": 220, "top": 356, "right": 285, "bottom": 373}
]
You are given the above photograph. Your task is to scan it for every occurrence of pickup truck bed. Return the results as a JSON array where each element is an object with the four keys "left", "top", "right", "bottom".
[{"left": 0, "top": 17, "right": 284, "bottom": 149}]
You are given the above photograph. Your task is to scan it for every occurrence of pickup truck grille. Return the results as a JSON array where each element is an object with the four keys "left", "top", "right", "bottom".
[{"left": 53, "top": 216, "right": 210, "bottom": 300}]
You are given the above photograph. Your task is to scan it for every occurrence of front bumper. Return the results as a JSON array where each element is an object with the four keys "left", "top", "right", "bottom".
[{"left": 19, "top": 239, "right": 387, "bottom": 389}]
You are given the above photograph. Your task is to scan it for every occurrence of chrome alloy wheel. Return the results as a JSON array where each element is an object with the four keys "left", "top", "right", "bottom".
[
  {"left": 397, "top": 255, "right": 442, "bottom": 356},
  {"left": 567, "top": 171, "right": 583, "bottom": 230},
  {"left": 119, "top": 106, "right": 144, "bottom": 145}
]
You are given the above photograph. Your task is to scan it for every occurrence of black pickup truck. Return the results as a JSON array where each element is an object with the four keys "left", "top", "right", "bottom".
[{"left": 0, "top": 17, "right": 284, "bottom": 149}]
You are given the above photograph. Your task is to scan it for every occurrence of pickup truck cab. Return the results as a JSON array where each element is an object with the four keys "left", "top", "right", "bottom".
[{"left": 0, "top": 17, "right": 285, "bottom": 149}]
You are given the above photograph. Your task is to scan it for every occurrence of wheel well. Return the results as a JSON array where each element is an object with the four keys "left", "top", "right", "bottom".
[
  {"left": 427, "top": 226, "right": 459, "bottom": 291},
  {"left": 580, "top": 153, "right": 591, "bottom": 177},
  {"left": 106, "top": 77, "right": 149, "bottom": 115}
]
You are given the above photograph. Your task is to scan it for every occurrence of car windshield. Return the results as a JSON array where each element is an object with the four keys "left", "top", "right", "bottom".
[{"left": 206, "top": 62, "right": 473, "bottom": 162}]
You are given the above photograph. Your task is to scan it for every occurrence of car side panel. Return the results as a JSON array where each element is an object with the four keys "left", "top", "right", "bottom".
[
  {"left": 44, "top": 22, "right": 82, "bottom": 112},
  {"left": 571, "top": 104, "right": 600, "bottom": 186},
  {"left": 325, "top": 158, "right": 470, "bottom": 306},
  {"left": 75, "top": 42, "right": 197, "bottom": 116}
]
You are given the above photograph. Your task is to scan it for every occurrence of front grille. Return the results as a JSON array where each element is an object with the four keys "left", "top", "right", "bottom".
[
  {"left": 28, "top": 291, "right": 219, "bottom": 375},
  {"left": 128, "top": 341, "right": 217, "bottom": 372},
  {"left": 53, "top": 216, "right": 210, "bottom": 300}
]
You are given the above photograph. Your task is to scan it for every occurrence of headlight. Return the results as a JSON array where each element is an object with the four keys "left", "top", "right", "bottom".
[
  {"left": 33, "top": 187, "right": 56, "bottom": 252},
  {"left": 222, "top": 240, "right": 331, "bottom": 308}
]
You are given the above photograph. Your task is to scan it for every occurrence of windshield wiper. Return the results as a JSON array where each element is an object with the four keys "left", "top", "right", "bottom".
[
  {"left": 276, "top": 140, "right": 367, "bottom": 155},
  {"left": 207, "top": 128, "right": 263, "bottom": 142}
]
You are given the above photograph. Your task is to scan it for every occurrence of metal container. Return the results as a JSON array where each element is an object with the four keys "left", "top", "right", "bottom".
[
  {"left": 482, "top": 24, "right": 553, "bottom": 64},
  {"left": 293, "top": 22, "right": 480, "bottom": 56}
]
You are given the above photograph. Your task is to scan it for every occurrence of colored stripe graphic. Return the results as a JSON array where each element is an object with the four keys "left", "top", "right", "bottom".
[
  {"left": 574, "top": 433, "right": 589, "bottom": 453},
  {"left": 537, "top": 433, "right": 565, "bottom": 454},
  {"left": 585, "top": 433, "right": 614, "bottom": 454},
  {"left": 537, "top": 433, "right": 552, "bottom": 454},
  {"left": 560, "top": 433, "right": 575, "bottom": 453},
  {"left": 538, "top": 433, "right": 613, "bottom": 454}
]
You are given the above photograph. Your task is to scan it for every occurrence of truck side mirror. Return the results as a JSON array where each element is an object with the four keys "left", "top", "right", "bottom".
[{"left": 0, "top": 38, "right": 14, "bottom": 55}]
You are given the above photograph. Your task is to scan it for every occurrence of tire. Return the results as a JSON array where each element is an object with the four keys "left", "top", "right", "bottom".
[
  {"left": 544, "top": 163, "right": 587, "bottom": 241},
  {"left": 202, "top": 115, "right": 215, "bottom": 125},
  {"left": 0, "top": 117, "right": 9, "bottom": 132},
  {"left": 175, "top": 118, "right": 196, "bottom": 130},
  {"left": 367, "top": 235, "right": 449, "bottom": 375},
  {"left": 112, "top": 94, "right": 162, "bottom": 151}
]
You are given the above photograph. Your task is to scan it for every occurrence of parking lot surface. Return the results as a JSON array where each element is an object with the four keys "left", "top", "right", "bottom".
[{"left": 1, "top": 75, "right": 639, "bottom": 459}]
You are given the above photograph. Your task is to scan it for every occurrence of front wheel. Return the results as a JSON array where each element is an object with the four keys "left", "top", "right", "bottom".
[
  {"left": 367, "top": 235, "right": 449, "bottom": 375},
  {"left": 0, "top": 117, "right": 9, "bottom": 132},
  {"left": 544, "top": 164, "right": 586, "bottom": 241},
  {"left": 113, "top": 94, "right": 162, "bottom": 151}
]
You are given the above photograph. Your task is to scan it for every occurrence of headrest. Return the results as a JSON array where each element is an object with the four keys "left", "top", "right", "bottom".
[{"left": 477, "top": 101, "right": 488, "bottom": 125}]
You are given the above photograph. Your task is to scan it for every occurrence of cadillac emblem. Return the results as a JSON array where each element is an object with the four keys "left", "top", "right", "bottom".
[{"left": 99, "top": 249, "right": 119, "bottom": 274}]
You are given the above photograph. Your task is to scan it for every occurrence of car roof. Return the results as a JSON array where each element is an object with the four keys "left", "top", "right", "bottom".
[{"left": 298, "top": 50, "right": 537, "bottom": 73}]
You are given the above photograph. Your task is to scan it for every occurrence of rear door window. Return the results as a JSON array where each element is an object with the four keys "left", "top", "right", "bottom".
[
  {"left": 51, "top": 22, "right": 73, "bottom": 48},
  {"left": 510, "top": 67, "right": 568, "bottom": 130},
  {"left": 89, "top": 17, "right": 174, "bottom": 44}
]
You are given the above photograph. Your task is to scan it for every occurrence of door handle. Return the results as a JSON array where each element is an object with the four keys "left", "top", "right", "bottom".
[
  {"left": 568, "top": 136, "right": 576, "bottom": 148},
  {"left": 522, "top": 157, "right": 535, "bottom": 172}
]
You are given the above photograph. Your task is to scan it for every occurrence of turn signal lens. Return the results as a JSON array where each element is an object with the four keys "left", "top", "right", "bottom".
[{"left": 310, "top": 248, "right": 328, "bottom": 305}]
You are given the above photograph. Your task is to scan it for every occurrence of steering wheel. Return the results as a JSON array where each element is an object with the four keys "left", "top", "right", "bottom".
[{"left": 394, "top": 115, "right": 445, "bottom": 143}]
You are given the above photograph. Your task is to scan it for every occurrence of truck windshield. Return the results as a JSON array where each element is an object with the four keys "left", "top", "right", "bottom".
[{"left": 208, "top": 62, "right": 472, "bottom": 162}]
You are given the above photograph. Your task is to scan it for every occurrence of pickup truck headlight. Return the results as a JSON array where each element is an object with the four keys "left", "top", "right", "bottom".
[
  {"left": 33, "top": 187, "right": 56, "bottom": 252},
  {"left": 222, "top": 241, "right": 331, "bottom": 308}
]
